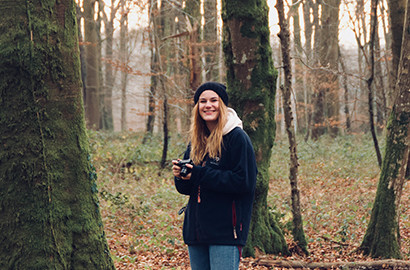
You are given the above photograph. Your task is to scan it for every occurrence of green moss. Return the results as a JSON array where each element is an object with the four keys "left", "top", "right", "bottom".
[
  {"left": 0, "top": 1, "right": 114, "bottom": 269},
  {"left": 222, "top": 0, "right": 289, "bottom": 257},
  {"left": 360, "top": 109, "right": 408, "bottom": 259}
]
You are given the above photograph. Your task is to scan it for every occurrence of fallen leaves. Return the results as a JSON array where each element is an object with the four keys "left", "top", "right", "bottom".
[{"left": 91, "top": 133, "right": 409, "bottom": 269}]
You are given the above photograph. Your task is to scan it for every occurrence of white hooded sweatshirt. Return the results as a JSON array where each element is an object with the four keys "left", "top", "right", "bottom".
[{"left": 222, "top": 108, "right": 243, "bottom": 136}]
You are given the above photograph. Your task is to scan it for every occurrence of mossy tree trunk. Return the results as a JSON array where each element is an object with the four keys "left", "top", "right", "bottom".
[
  {"left": 222, "top": 0, "right": 290, "bottom": 257},
  {"left": 359, "top": 0, "right": 410, "bottom": 258},
  {"left": 0, "top": 1, "right": 115, "bottom": 269}
]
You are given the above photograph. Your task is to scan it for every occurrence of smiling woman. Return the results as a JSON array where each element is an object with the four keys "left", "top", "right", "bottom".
[{"left": 171, "top": 82, "right": 258, "bottom": 270}]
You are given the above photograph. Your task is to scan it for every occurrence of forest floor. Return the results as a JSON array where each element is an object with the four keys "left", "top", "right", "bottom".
[{"left": 89, "top": 131, "right": 410, "bottom": 269}]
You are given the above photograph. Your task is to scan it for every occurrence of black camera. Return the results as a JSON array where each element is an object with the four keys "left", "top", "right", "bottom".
[{"left": 176, "top": 159, "right": 194, "bottom": 177}]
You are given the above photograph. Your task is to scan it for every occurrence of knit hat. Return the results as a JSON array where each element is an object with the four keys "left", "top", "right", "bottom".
[{"left": 194, "top": 82, "right": 228, "bottom": 105}]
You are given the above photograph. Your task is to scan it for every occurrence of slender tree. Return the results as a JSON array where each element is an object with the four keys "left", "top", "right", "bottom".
[
  {"left": 222, "top": 0, "right": 290, "bottom": 257},
  {"left": 367, "top": 0, "right": 383, "bottom": 167},
  {"left": 119, "top": 0, "right": 129, "bottom": 131},
  {"left": 276, "top": 0, "right": 308, "bottom": 255},
  {"left": 101, "top": 0, "right": 118, "bottom": 131},
  {"left": 203, "top": 0, "right": 219, "bottom": 81},
  {"left": 145, "top": 0, "right": 161, "bottom": 140},
  {"left": 302, "top": 0, "right": 314, "bottom": 140},
  {"left": 0, "top": 0, "right": 115, "bottom": 268}
]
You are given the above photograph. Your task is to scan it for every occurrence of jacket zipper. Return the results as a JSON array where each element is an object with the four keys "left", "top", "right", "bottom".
[
  {"left": 197, "top": 186, "right": 201, "bottom": 203},
  {"left": 232, "top": 201, "right": 237, "bottom": 239}
]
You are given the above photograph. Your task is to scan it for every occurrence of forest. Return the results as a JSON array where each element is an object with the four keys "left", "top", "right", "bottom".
[{"left": 0, "top": 0, "right": 409, "bottom": 269}]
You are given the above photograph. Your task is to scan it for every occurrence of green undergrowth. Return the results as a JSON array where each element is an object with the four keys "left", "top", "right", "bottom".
[{"left": 268, "top": 133, "right": 390, "bottom": 247}]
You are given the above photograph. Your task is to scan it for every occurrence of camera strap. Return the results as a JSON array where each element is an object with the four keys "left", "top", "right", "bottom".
[{"left": 178, "top": 204, "right": 187, "bottom": 215}]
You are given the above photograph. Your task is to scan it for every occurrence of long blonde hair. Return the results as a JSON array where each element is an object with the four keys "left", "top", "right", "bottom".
[{"left": 189, "top": 99, "right": 228, "bottom": 165}]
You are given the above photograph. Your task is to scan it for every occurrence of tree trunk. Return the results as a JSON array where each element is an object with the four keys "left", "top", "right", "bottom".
[
  {"left": 388, "top": 0, "right": 406, "bottom": 84},
  {"left": 310, "top": 0, "right": 325, "bottom": 140},
  {"left": 222, "top": 0, "right": 290, "bottom": 257},
  {"left": 144, "top": 0, "right": 161, "bottom": 141},
  {"left": 101, "top": 0, "right": 117, "bottom": 131},
  {"left": 338, "top": 46, "right": 351, "bottom": 132},
  {"left": 204, "top": 0, "right": 219, "bottom": 82},
  {"left": 312, "top": 0, "right": 340, "bottom": 139},
  {"left": 302, "top": 0, "right": 313, "bottom": 141},
  {"left": 367, "top": 0, "right": 383, "bottom": 167},
  {"left": 360, "top": 0, "right": 410, "bottom": 258},
  {"left": 0, "top": 0, "right": 115, "bottom": 268},
  {"left": 120, "top": 0, "right": 128, "bottom": 131},
  {"left": 291, "top": 0, "right": 303, "bottom": 134},
  {"left": 84, "top": 0, "right": 101, "bottom": 129},
  {"left": 186, "top": 0, "right": 202, "bottom": 94},
  {"left": 276, "top": 0, "right": 308, "bottom": 255}
]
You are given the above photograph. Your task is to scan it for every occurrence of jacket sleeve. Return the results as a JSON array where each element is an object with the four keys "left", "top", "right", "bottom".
[
  {"left": 174, "top": 145, "right": 194, "bottom": 195},
  {"left": 191, "top": 129, "right": 257, "bottom": 195}
]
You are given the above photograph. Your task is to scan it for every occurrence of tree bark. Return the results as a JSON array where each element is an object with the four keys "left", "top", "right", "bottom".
[
  {"left": 388, "top": 0, "right": 406, "bottom": 84},
  {"left": 120, "top": 0, "right": 128, "bottom": 131},
  {"left": 360, "top": 0, "right": 410, "bottom": 258},
  {"left": 84, "top": 0, "right": 101, "bottom": 129},
  {"left": 367, "top": 0, "right": 383, "bottom": 167},
  {"left": 144, "top": 0, "right": 161, "bottom": 141},
  {"left": 203, "top": 0, "right": 219, "bottom": 82},
  {"left": 276, "top": 0, "right": 308, "bottom": 255},
  {"left": 101, "top": 0, "right": 117, "bottom": 131},
  {"left": 302, "top": 0, "right": 313, "bottom": 140},
  {"left": 0, "top": 0, "right": 115, "bottom": 268},
  {"left": 222, "top": 0, "right": 290, "bottom": 257},
  {"left": 312, "top": 0, "right": 340, "bottom": 139},
  {"left": 338, "top": 46, "right": 351, "bottom": 132}
]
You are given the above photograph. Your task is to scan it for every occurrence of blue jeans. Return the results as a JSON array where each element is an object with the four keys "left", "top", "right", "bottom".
[{"left": 188, "top": 245, "right": 240, "bottom": 270}]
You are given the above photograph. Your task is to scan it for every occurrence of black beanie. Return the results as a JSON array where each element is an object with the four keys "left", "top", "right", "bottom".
[{"left": 194, "top": 82, "right": 228, "bottom": 105}]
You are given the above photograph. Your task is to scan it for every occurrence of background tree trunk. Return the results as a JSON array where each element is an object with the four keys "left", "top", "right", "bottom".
[
  {"left": 145, "top": 0, "right": 161, "bottom": 141},
  {"left": 84, "top": 0, "right": 101, "bottom": 129},
  {"left": 360, "top": 0, "right": 410, "bottom": 258},
  {"left": 367, "top": 0, "right": 383, "bottom": 167},
  {"left": 120, "top": 0, "right": 129, "bottom": 131},
  {"left": 101, "top": 0, "right": 117, "bottom": 131},
  {"left": 222, "top": 0, "right": 290, "bottom": 257},
  {"left": 0, "top": 0, "right": 115, "bottom": 268},
  {"left": 203, "top": 0, "right": 219, "bottom": 82},
  {"left": 388, "top": 0, "right": 406, "bottom": 86},
  {"left": 312, "top": 0, "right": 340, "bottom": 139}
]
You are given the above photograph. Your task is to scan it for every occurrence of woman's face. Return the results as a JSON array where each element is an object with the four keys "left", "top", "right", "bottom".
[{"left": 198, "top": 90, "right": 220, "bottom": 127}]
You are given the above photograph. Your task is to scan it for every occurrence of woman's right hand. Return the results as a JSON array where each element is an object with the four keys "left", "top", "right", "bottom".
[{"left": 172, "top": 160, "right": 192, "bottom": 180}]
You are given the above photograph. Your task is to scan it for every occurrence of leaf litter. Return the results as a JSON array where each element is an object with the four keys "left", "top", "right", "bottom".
[{"left": 91, "top": 133, "right": 409, "bottom": 269}]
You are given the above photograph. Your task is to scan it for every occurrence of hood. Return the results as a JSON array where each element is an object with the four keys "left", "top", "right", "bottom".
[{"left": 223, "top": 108, "right": 243, "bottom": 135}]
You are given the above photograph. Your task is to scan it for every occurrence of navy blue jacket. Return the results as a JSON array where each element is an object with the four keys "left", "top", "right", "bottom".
[{"left": 174, "top": 127, "right": 257, "bottom": 246}]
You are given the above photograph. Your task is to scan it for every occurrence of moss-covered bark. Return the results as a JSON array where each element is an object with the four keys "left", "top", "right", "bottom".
[
  {"left": 359, "top": 108, "right": 408, "bottom": 259},
  {"left": 359, "top": 0, "right": 410, "bottom": 258},
  {"left": 222, "top": 0, "right": 289, "bottom": 257},
  {"left": 0, "top": 1, "right": 115, "bottom": 269}
]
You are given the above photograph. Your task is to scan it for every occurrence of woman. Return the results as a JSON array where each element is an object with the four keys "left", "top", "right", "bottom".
[{"left": 172, "top": 82, "right": 257, "bottom": 270}]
